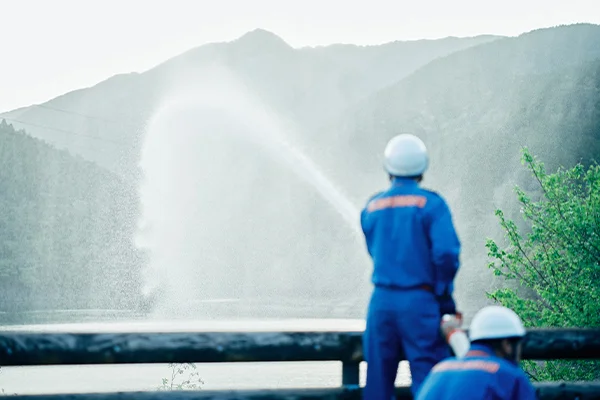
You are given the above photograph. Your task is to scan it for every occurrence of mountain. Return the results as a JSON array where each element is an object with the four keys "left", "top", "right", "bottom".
[
  {"left": 0, "top": 120, "right": 143, "bottom": 315},
  {"left": 1, "top": 24, "right": 599, "bottom": 318},
  {"left": 307, "top": 23, "right": 600, "bottom": 316},
  {"left": 315, "top": 24, "right": 600, "bottom": 190},
  {"left": 0, "top": 30, "right": 499, "bottom": 178},
  {"left": 0, "top": 30, "right": 504, "bottom": 317}
]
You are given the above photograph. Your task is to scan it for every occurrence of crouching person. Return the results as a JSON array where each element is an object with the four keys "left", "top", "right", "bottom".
[{"left": 416, "top": 305, "right": 537, "bottom": 400}]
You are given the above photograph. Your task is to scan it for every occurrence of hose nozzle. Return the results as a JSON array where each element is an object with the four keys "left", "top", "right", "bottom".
[{"left": 441, "top": 312, "right": 470, "bottom": 358}]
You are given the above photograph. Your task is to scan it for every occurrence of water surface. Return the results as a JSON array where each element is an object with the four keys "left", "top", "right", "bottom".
[{"left": 0, "top": 317, "right": 410, "bottom": 394}]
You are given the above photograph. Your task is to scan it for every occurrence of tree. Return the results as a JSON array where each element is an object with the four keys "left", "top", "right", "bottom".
[{"left": 486, "top": 147, "right": 600, "bottom": 381}]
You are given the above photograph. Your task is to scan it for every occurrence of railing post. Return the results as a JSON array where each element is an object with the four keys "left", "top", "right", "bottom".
[{"left": 342, "top": 361, "right": 360, "bottom": 386}]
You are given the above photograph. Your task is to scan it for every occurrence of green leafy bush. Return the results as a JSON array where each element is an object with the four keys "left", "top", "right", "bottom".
[{"left": 486, "top": 148, "right": 600, "bottom": 381}]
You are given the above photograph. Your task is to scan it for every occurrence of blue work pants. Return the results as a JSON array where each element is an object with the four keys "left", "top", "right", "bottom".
[{"left": 363, "top": 286, "right": 450, "bottom": 399}]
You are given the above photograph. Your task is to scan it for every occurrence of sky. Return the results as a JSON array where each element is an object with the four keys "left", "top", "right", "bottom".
[{"left": 1, "top": 0, "right": 599, "bottom": 112}]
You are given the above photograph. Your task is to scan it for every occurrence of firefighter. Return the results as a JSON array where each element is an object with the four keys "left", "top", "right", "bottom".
[
  {"left": 416, "top": 305, "right": 537, "bottom": 400},
  {"left": 361, "top": 134, "right": 461, "bottom": 399}
]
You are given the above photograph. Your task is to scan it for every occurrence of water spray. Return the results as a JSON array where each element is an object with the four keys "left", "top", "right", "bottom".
[{"left": 135, "top": 65, "right": 368, "bottom": 315}]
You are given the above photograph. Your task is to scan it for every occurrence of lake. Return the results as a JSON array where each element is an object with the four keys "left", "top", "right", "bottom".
[{"left": 0, "top": 315, "right": 411, "bottom": 395}]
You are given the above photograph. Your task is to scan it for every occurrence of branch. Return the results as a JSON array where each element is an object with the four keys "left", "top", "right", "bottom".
[
  {"left": 529, "top": 160, "right": 600, "bottom": 261},
  {"left": 539, "top": 241, "right": 560, "bottom": 292},
  {"left": 523, "top": 363, "right": 541, "bottom": 382},
  {"left": 170, "top": 365, "right": 177, "bottom": 390},
  {"left": 514, "top": 239, "right": 551, "bottom": 288},
  {"left": 527, "top": 212, "right": 600, "bottom": 266}
]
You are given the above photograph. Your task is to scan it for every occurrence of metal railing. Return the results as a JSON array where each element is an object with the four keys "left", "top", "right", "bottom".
[{"left": 1, "top": 328, "right": 600, "bottom": 399}]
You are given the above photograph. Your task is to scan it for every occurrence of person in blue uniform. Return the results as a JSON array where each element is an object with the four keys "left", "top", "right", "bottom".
[
  {"left": 416, "top": 305, "right": 537, "bottom": 400},
  {"left": 361, "top": 134, "right": 461, "bottom": 399}
]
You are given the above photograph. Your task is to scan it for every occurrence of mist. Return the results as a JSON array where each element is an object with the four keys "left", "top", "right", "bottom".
[
  {"left": 136, "top": 66, "right": 370, "bottom": 319},
  {"left": 1, "top": 19, "right": 599, "bottom": 395},
  {"left": 1, "top": 24, "right": 598, "bottom": 323}
]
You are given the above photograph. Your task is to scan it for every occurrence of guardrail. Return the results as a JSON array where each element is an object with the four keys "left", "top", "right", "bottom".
[{"left": 1, "top": 328, "right": 599, "bottom": 399}]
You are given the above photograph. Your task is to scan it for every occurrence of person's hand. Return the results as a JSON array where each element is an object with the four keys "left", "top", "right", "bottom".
[{"left": 440, "top": 313, "right": 462, "bottom": 337}]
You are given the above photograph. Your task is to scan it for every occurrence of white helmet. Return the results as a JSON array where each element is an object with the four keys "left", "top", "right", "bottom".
[
  {"left": 469, "top": 305, "right": 526, "bottom": 342},
  {"left": 383, "top": 134, "right": 429, "bottom": 177}
]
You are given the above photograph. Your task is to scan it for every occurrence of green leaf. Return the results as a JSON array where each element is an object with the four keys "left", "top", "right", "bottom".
[{"left": 486, "top": 150, "right": 600, "bottom": 381}]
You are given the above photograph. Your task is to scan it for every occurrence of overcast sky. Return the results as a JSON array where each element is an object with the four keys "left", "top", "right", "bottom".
[{"left": 1, "top": 0, "right": 599, "bottom": 112}]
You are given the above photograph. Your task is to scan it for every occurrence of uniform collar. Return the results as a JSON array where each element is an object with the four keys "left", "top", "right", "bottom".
[
  {"left": 391, "top": 177, "right": 419, "bottom": 187},
  {"left": 465, "top": 344, "right": 495, "bottom": 358},
  {"left": 466, "top": 343, "right": 519, "bottom": 366}
]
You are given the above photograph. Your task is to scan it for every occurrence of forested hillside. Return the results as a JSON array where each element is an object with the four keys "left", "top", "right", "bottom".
[
  {"left": 0, "top": 31, "right": 497, "bottom": 178},
  {"left": 0, "top": 24, "right": 598, "bottom": 318},
  {"left": 310, "top": 24, "right": 600, "bottom": 314},
  {"left": 0, "top": 120, "right": 143, "bottom": 314}
]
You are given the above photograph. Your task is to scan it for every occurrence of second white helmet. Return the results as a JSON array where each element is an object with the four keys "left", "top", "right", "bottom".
[
  {"left": 469, "top": 305, "right": 526, "bottom": 342},
  {"left": 383, "top": 134, "right": 429, "bottom": 177}
]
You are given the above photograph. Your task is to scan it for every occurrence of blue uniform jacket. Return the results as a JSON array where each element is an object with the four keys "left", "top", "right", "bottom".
[
  {"left": 416, "top": 344, "right": 538, "bottom": 400},
  {"left": 360, "top": 177, "right": 461, "bottom": 297}
]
